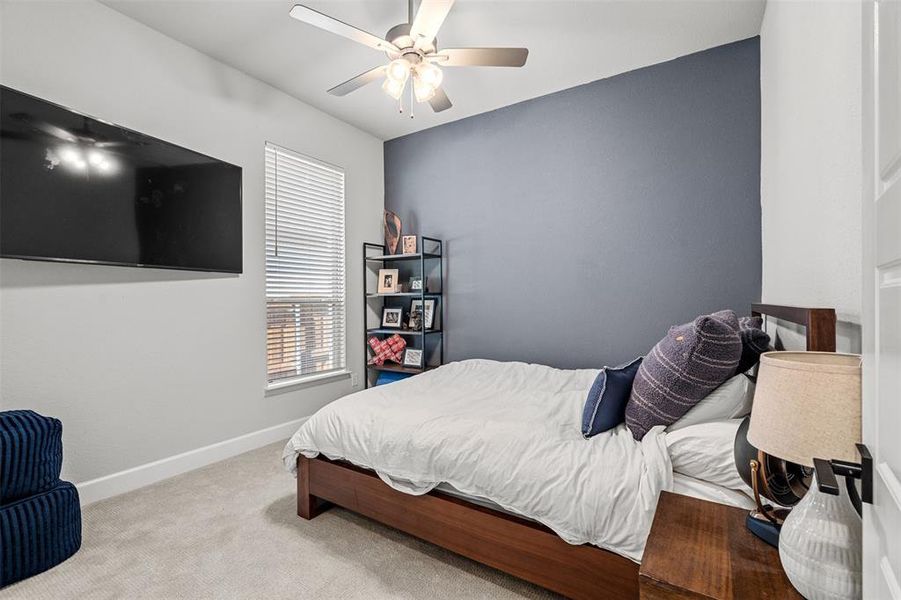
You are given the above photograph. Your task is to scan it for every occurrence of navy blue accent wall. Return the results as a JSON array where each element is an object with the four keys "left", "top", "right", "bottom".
[{"left": 385, "top": 38, "right": 761, "bottom": 369}]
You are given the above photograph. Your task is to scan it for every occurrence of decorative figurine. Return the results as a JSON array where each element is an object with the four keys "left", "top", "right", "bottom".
[{"left": 384, "top": 211, "right": 402, "bottom": 255}]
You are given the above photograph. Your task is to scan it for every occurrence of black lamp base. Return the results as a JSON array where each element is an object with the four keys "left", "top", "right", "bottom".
[{"left": 746, "top": 513, "right": 781, "bottom": 547}]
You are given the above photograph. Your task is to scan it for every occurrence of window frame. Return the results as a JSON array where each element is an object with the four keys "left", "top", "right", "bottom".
[{"left": 263, "top": 141, "right": 349, "bottom": 391}]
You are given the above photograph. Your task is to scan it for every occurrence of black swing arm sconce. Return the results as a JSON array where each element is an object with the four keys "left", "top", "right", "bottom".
[{"left": 813, "top": 443, "right": 873, "bottom": 516}]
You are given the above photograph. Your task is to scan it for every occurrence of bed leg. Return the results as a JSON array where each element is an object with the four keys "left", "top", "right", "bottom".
[{"left": 297, "top": 455, "right": 327, "bottom": 519}]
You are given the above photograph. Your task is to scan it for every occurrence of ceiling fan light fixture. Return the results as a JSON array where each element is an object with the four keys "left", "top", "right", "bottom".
[
  {"left": 382, "top": 77, "right": 406, "bottom": 100},
  {"left": 88, "top": 150, "right": 105, "bottom": 166},
  {"left": 415, "top": 62, "right": 443, "bottom": 88},
  {"left": 413, "top": 77, "right": 437, "bottom": 103},
  {"left": 386, "top": 58, "right": 411, "bottom": 83},
  {"left": 60, "top": 146, "right": 80, "bottom": 164}
]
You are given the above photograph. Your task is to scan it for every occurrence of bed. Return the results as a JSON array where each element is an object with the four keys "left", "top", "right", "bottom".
[{"left": 283, "top": 303, "right": 835, "bottom": 599}]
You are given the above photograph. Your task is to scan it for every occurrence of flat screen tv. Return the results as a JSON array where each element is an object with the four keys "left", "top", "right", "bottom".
[{"left": 0, "top": 86, "right": 242, "bottom": 273}]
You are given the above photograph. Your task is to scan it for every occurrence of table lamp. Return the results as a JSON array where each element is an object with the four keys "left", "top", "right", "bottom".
[{"left": 747, "top": 351, "right": 862, "bottom": 600}]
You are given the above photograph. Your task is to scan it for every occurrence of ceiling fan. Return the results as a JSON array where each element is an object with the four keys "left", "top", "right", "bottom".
[{"left": 288, "top": 0, "right": 529, "bottom": 113}]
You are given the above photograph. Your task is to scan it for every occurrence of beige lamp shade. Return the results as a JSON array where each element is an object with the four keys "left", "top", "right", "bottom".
[{"left": 747, "top": 351, "right": 861, "bottom": 468}]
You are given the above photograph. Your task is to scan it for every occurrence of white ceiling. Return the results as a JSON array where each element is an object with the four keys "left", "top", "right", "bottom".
[{"left": 101, "top": 0, "right": 765, "bottom": 141}]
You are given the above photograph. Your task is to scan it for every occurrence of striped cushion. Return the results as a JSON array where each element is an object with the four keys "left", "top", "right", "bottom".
[
  {"left": 737, "top": 316, "right": 771, "bottom": 373},
  {"left": 0, "top": 411, "right": 63, "bottom": 504},
  {"left": 625, "top": 311, "right": 742, "bottom": 440},
  {"left": 0, "top": 481, "right": 81, "bottom": 588}
]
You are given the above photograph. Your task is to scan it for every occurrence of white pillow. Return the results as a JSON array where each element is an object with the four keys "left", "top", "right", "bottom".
[
  {"left": 666, "top": 419, "right": 748, "bottom": 492},
  {"left": 666, "top": 373, "right": 754, "bottom": 432}
]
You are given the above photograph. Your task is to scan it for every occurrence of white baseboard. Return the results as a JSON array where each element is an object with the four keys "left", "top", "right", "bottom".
[{"left": 75, "top": 416, "right": 308, "bottom": 506}]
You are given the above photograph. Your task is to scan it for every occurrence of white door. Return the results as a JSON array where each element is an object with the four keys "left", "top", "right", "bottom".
[{"left": 862, "top": 1, "right": 901, "bottom": 598}]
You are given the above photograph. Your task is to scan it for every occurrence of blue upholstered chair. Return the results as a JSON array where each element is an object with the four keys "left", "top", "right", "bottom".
[{"left": 0, "top": 410, "right": 82, "bottom": 588}]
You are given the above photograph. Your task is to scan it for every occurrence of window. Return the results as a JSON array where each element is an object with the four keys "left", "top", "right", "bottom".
[{"left": 265, "top": 142, "right": 346, "bottom": 385}]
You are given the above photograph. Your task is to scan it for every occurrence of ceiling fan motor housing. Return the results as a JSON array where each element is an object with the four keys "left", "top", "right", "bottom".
[{"left": 385, "top": 23, "right": 436, "bottom": 60}]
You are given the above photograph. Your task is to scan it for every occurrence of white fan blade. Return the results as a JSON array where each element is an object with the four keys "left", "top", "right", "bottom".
[
  {"left": 411, "top": 0, "right": 455, "bottom": 49},
  {"left": 328, "top": 65, "right": 387, "bottom": 96},
  {"left": 428, "top": 87, "right": 452, "bottom": 112},
  {"left": 434, "top": 48, "right": 529, "bottom": 67},
  {"left": 289, "top": 4, "right": 399, "bottom": 53}
]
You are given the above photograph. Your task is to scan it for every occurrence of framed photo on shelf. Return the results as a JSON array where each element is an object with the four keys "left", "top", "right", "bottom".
[
  {"left": 409, "top": 277, "right": 423, "bottom": 291},
  {"left": 403, "top": 348, "right": 423, "bottom": 368},
  {"left": 402, "top": 235, "right": 417, "bottom": 254},
  {"left": 410, "top": 298, "right": 437, "bottom": 330},
  {"left": 377, "top": 268, "right": 399, "bottom": 294},
  {"left": 381, "top": 307, "right": 403, "bottom": 328}
]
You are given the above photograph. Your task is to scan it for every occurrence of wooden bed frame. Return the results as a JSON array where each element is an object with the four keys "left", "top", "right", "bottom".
[{"left": 296, "top": 303, "right": 836, "bottom": 599}]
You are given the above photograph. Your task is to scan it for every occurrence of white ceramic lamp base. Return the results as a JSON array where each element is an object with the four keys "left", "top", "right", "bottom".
[{"left": 778, "top": 474, "right": 862, "bottom": 600}]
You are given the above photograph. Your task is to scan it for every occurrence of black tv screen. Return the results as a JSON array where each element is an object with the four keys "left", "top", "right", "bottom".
[{"left": 0, "top": 86, "right": 242, "bottom": 273}]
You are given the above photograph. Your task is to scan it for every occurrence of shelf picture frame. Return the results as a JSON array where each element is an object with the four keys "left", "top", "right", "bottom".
[
  {"left": 402, "top": 235, "right": 417, "bottom": 254},
  {"left": 403, "top": 348, "right": 423, "bottom": 368},
  {"left": 410, "top": 298, "right": 437, "bottom": 330},
  {"left": 381, "top": 307, "right": 403, "bottom": 329},
  {"left": 378, "top": 268, "right": 399, "bottom": 294}
]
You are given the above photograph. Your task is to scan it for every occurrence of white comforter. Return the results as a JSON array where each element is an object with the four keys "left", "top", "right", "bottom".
[{"left": 282, "top": 359, "right": 673, "bottom": 562}]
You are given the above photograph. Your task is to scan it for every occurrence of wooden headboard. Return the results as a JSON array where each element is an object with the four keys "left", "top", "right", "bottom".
[{"left": 750, "top": 303, "right": 836, "bottom": 352}]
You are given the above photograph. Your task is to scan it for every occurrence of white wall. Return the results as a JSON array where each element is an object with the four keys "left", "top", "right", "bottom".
[
  {"left": 760, "top": 0, "right": 863, "bottom": 352},
  {"left": 0, "top": 1, "right": 383, "bottom": 487}
]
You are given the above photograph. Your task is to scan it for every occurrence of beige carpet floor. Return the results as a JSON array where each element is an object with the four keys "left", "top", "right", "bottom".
[{"left": 1, "top": 441, "right": 558, "bottom": 600}]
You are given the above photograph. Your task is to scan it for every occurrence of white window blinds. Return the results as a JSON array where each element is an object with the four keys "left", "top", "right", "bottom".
[{"left": 265, "top": 142, "right": 346, "bottom": 384}]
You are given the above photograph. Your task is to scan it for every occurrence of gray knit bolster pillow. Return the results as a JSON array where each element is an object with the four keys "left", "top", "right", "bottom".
[{"left": 625, "top": 311, "right": 742, "bottom": 440}]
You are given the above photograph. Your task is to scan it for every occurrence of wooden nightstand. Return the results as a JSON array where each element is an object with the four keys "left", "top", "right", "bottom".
[{"left": 639, "top": 491, "right": 803, "bottom": 600}]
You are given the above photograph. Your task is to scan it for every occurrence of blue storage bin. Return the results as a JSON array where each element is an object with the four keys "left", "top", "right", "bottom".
[{"left": 376, "top": 371, "right": 414, "bottom": 386}]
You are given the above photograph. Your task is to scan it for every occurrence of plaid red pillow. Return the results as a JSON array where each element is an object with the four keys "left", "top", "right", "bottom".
[{"left": 367, "top": 335, "right": 406, "bottom": 365}]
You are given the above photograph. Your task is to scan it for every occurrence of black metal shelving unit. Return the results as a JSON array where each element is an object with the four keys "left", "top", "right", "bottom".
[{"left": 363, "top": 237, "right": 444, "bottom": 388}]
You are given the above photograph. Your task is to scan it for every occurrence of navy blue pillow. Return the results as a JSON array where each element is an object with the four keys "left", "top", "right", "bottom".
[{"left": 581, "top": 357, "right": 643, "bottom": 439}]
